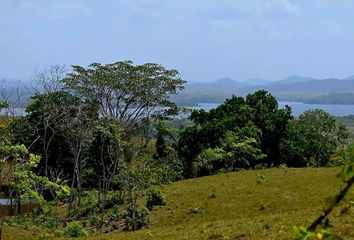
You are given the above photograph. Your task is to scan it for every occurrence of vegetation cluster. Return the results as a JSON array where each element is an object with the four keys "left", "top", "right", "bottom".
[{"left": 0, "top": 61, "right": 353, "bottom": 239}]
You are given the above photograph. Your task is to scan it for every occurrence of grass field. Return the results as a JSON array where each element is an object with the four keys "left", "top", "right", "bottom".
[{"left": 3, "top": 167, "right": 354, "bottom": 240}]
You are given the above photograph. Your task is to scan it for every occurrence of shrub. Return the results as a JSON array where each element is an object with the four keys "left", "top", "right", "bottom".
[
  {"left": 63, "top": 221, "right": 88, "bottom": 237},
  {"left": 146, "top": 188, "right": 166, "bottom": 211},
  {"left": 125, "top": 206, "right": 149, "bottom": 231},
  {"left": 105, "top": 191, "right": 124, "bottom": 208},
  {"left": 209, "top": 191, "right": 217, "bottom": 199},
  {"left": 109, "top": 206, "right": 121, "bottom": 221},
  {"left": 256, "top": 173, "right": 266, "bottom": 184},
  {"left": 189, "top": 202, "right": 204, "bottom": 214}
]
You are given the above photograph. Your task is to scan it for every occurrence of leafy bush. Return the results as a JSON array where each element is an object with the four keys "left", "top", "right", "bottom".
[
  {"left": 189, "top": 202, "right": 204, "bottom": 215},
  {"left": 109, "top": 206, "right": 121, "bottom": 221},
  {"left": 256, "top": 173, "right": 266, "bottom": 184},
  {"left": 330, "top": 141, "right": 354, "bottom": 166},
  {"left": 105, "top": 191, "right": 124, "bottom": 208},
  {"left": 209, "top": 191, "right": 217, "bottom": 199},
  {"left": 146, "top": 188, "right": 166, "bottom": 211},
  {"left": 125, "top": 206, "right": 149, "bottom": 231},
  {"left": 63, "top": 221, "right": 88, "bottom": 237}
]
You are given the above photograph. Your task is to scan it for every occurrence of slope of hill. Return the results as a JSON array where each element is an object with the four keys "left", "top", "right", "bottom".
[{"left": 4, "top": 168, "right": 353, "bottom": 240}]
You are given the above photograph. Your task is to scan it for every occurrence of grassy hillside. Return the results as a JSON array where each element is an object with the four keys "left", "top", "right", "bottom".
[{"left": 3, "top": 168, "right": 354, "bottom": 240}]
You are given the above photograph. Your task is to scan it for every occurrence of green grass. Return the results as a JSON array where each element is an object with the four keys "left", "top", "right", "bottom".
[{"left": 3, "top": 167, "right": 354, "bottom": 239}]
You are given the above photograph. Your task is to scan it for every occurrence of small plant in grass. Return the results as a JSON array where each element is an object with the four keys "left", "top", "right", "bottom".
[
  {"left": 256, "top": 173, "right": 266, "bottom": 184},
  {"left": 209, "top": 191, "right": 217, "bottom": 199},
  {"left": 208, "top": 187, "right": 217, "bottom": 199},
  {"left": 279, "top": 163, "right": 288, "bottom": 173},
  {"left": 189, "top": 202, "right": 204, "bottom": 214},
  {"left": 63, "top": 221, "right": 88, "bottom": 237},
  {"left": 146, "top": 188, "right": 166, "bottom": 211}
]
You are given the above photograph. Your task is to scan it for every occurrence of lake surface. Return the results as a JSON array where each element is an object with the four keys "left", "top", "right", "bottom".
[
  {"left": 187, "top": 102, "right": 354, "bottom": 117},
  {"left": 0, "top": 198, "right": 11, "bottom": 205},
  {"left": 4, "top": 102, "right": 354, "bottom": 118}
]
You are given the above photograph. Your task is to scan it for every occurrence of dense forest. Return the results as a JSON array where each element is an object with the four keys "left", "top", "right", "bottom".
[{"left": 0, "top": 62, "right": 353, "bottom": 239}]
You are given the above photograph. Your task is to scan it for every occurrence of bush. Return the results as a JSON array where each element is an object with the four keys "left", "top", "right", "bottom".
[
  {"left": 146, "top": 188, "right": 166, "bottom": 211},
  {"left": 105, "top": 191, "right": 124, "bottom": 208},
  {"left": 109, "top": 206, "right": 121, "bottom": 221},
  {"left": 63, "top": 221, "right": 88, "bottom": 237},
  {"left": 256, "top": 173, "right": 266, "bottom": 184},
  {"left": 125, "top": 206, "right": 149, "bottom": 231},
  {"left": 189, "top": 202, "right": 204, "bottom": 214}
]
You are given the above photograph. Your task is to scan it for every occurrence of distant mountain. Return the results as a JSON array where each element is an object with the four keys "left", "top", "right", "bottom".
[
  {"left": 243, "top": 78, "right": 269, "bottom": 86},
  {"left": 186, "top": 78, "right": 251, "bottom": 90},
  {"left": 249, "top": 78, "right": 354, "bottom": 93},
  {"left": 172, "top": 78, "right": 251, "bottom": 106},
  {"left": 344, "top": 75, "right": 354, "bottom": 80},
  {"left": 173, "top": 75, "right": 354, "bottom": 106},
  {"left": 269, "top": 75, "right": 316, "bottom": 85}
]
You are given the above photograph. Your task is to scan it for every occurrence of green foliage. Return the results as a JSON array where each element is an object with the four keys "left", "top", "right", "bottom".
[
  {"left": 255, "top": 173, "right": 266, "bottom": 184},
  {"left": 330, "top": 141, "right": 354, "bottom": 166},
  {"left": 146, "top": 188, "right": 166, "bottom": 211},
  {"left": 178, "top": 90, "right": 291, "bottom": 177},
  {"left": 293, "top": 226, "right": 343, "bottom": 240},
  {"left": 105, "top": 191, "right": 125, "bottom": 208},
  {"left": 199, "top": 147, "right": 225, "bottom": 175},
  {"left": 109, "top": 206, "right": 121, "bottom": 221},
  {"left": 0, "top": 141, "right": 70, "bottom": 209},
  {"left": 64, "top": 61, "right": 186, "bottom": 128},
  {"left": 10, "top": 91, "right": 86, "bottom": 179},
  {"left": 125, "top": 206, "right": 150, "bottom": 231},
  {"left": 208, "top": 191, "right": 217, "bottom": 199},
  {"left": 281, "top": 109, "right": 349, "bottom": 167},
  {"left": 63, "top": 221, "right": 88, "bottom": 237},
  {"left": 189, "top": 202, "right": 205, "bottom": 215},
  {"left": 198, "top": 131, "right": 266, "bottom": 175}
]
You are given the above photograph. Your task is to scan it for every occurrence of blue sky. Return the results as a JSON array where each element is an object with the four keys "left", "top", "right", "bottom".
[{"left": 1, "top": 0, "right": 354, "bottom": 82}]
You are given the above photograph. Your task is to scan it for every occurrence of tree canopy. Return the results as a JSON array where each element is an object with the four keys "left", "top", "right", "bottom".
[{"left": 63, "top": 61, "right": 186, "bottom": 129}]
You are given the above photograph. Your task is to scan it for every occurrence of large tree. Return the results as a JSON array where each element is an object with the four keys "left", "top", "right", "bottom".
[
  {"left": 178, "top": 91, "right": 292, "bottom": 177},
  {"left": 63, "top": 61, "right": 186, "bottom": 129},
  {"left": 281, "top": 109, "right": 348, "bottom": 167},
  {"left": 246, "top": 90, "right": 292, "bottom": 166}
]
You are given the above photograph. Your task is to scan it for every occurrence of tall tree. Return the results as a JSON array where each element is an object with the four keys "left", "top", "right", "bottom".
[
  {"left": 246, "top": 90, "right": 292, "bottom": 166},
  {"left": 63, "top": 61, "right": 186, "bottom": 130},
  {"left": 85, "top": 118, "right": 124, "bottom": 212}
]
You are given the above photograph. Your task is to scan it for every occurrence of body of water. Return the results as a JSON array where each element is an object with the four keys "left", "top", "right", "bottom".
[
  {"left": 187, "top": 102, "right": 354, "bottom": 117},
  {"left": 4, "top": 102, "right": 354, "bottom": 118}
]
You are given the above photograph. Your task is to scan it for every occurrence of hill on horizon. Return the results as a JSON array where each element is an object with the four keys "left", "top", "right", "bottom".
[{"left": 174, "top": 75, "right": 354, "bottom": 106}]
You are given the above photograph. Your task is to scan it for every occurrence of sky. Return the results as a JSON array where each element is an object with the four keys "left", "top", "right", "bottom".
[{"left": 1, "top": 0, "right": 354, "bottom": 82}]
